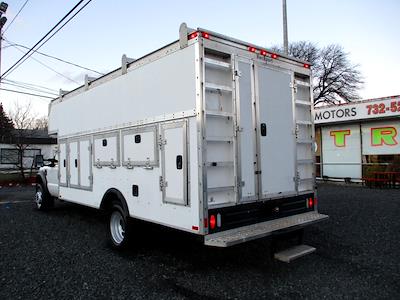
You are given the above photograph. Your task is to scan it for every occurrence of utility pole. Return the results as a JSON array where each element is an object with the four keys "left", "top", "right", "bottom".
[
  {"left": 0, "top": 2, "right": 8, "bottom": 85},
  {"left": 282, "top": 0, "right": 288, "bottom": 55}
]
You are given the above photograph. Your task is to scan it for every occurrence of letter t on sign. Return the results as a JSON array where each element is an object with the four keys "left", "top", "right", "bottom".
[{"left": 330, "top": 130, "right": 351, "bottom": 147}]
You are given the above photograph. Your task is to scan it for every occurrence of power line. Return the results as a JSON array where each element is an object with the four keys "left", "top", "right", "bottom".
[
  {"left": 2, "top": 78, "right": 58, "bottom": 93},
  {"left": 1, "top": 0, "right": 85, "bottom": 78},
  {"left": 4, "top": 38, "right": 103, "bottom": 75},
  {"left": 3, "top": 0, "right": 30, "bottom": 34},
  {"left": 0, "top": 87, "right": 53, "bottom": 100},
  {"left": 3, "top": 39, "right": 80, "bottom": 84},
  {"left": 1, "top": 82, "right": 58, "bottom": 96}
]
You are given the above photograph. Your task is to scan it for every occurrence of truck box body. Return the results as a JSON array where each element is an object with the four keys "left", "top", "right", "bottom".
[{"left": 46, "top": 25, "right": 325, "bottom": 244}]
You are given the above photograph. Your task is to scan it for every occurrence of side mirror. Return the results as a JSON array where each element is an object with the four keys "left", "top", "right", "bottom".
[{"left": 35, "top": 154, "right": 44, "bottom": 168}]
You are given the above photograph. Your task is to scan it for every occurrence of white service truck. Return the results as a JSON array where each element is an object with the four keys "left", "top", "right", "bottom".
[{"left": 36, "top": 24, "right": 327, "bottom": 258}]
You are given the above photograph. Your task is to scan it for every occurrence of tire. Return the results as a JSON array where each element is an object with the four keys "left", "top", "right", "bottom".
[
  {"left": 34, "top": 183, "right": 54, "bottom": 211},
  {"left": 108, "top": 202, "right": 132, "bottom": 249}
]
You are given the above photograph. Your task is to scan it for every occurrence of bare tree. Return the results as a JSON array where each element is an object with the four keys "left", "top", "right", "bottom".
[
  {"left": 272, "top": 42, "right": 363, "bottom": 105},
  {"left": 34, "top": 116, "right": 49, "bottom": 130},
  {"left": 7, "top": 101, "right": 39, "bottom": 181}
]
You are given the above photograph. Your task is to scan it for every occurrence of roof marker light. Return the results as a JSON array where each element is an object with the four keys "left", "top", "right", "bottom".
[
  {"left": 271, "top": 53, "right": 278, "bottom": 59},
  {"left": 189, "top": 32, "right": 198, "bottom": 40},
  {"left": 249, "top": 47, "right": 256, "bottom": 53},
  {"left": 304, "top": 63, "right": 310, "bottom": 69},
  {"left": 260, "top": 50, "right": 268, "bottom": 56},
  {"left": 202, "top": 32, "right": 210, "bottom": 39}
]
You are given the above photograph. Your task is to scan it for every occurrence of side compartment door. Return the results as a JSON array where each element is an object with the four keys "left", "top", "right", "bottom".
[
  {"left": 255, "top": 65, "right": 296, "bottom": 197},
  {"left": 161, "top": 121, "right": 188, "bottom": 205},
  {"left": 58, "top": 141, "right": 68, "bottom": 187},
  {"left": 79, "top": 138, "right": 92, "bottom": 189},
  {"left": 235, "top": 58, "right": 258, "bottom": 202},
  {"left": 68, "top": 141, "right": 79, "bottom": 188}
]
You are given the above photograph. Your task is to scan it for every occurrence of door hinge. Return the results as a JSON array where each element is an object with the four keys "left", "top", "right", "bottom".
[
  {"left": 158, "top": 135, "right": 167, "bottom": 150},
  {"left": 234, "top": 70, "right": 242, "bottom": 78},
  {"left": 234, "top": 125, "right": 243, "bottom": 137},
  {"left": 255, "top": 170, "right": 262, "bottom": 175},
  {"left": 290, "top": 81, "right": 298, "bottom": 93},
  {"left": 159, "top": 176, "right": 168, "bottom": 191}
]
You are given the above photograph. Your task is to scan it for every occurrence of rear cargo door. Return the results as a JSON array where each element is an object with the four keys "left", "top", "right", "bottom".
[
  {"left": 255, "top": 64, "right": 296, "bottom": 198},
  {"left": 235, "top": 58, "right": 258, "bottom": 202},
  {"left": 235, "top": 59, "right": 296, "bottom": 202}
]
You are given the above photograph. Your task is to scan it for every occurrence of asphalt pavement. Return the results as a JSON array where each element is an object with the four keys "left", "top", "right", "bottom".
[{"left": 0, "top": 183, "right": 399, "bottom": 299}]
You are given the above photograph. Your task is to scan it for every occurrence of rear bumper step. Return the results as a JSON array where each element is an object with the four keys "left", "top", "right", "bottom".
[
  {"left": 204, "top": 211, "right": 328, "bottom": 247},
  {"left": 274, "top": 245, "right": 316, "bottom": 263}
]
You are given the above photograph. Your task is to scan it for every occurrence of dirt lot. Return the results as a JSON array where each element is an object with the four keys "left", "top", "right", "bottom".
[{"left": 0, "top": 183, "right": 399, "bottom": 299}]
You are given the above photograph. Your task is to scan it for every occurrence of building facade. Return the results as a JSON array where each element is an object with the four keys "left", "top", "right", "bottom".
[{"left": 315, "top": 95, "right": 400, "bottom": 181}]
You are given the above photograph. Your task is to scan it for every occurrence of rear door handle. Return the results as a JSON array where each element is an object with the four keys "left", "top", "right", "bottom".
[{"left": 260, "top": 123, "right": 267, "bottom": 136}]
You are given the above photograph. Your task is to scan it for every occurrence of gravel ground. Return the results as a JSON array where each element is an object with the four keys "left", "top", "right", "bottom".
[{"left": 0, "top": 183, "right": 399, "bottom": 299}]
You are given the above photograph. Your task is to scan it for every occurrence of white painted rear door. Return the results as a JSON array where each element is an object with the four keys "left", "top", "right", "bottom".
[
  {"left": 236, "top": 59, "right": 257, "bottom": 202},
  {"left": 161, "top": 121, "right": 187, "bottom": 205},
  {"left": 68, "top": 141, "right": 79, "bottom": 187},
  {"left": 58, "top": 142, "right": 68, "bottom": 186},
  {"left": 255, "top": 65, "right": 296, "bottom": 197},
  {"left": 79, "top": 139, "right": 92, "bottom": 189}
]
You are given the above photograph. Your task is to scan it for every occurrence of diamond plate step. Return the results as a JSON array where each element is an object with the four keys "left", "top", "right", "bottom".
[
  {"left": 274, "top": 244, "right": 316, "bottom": 263},
  {"left": 204, "top": 211, "right": 328, "bottom": 247}
]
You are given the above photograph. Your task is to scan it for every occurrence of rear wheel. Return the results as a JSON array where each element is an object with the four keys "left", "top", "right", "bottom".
[
  {"left": 35, "top": 183, "right": 54, "bottom": 211},
  {"left": 108, "top": 202, "right": 132, "bottom": 249}
]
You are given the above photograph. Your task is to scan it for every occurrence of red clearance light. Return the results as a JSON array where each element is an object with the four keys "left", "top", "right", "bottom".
[
  {"left": 260, "top": 50, "right": 268, "bottom": 56},
  {"left": 192, "top": 225, "right": 199, "bottom": 231},
  {"left": 304, "top": 63, "right": 310, "bottom": 69},
  {"left": 188, "top": 32, "right": 198, "bottom": 40},
  {"left": 209, "top": 214, "right": 216, "bottom": 229},
  {"left": 204, "top": 218, "right": 208, "bottom": 228},
  {"left": 271, "top": 53, "right": 278, "bottom": 59},
  {"left": 201, "top": 32, "right": 210, "bottom": 39},
  {"left": 249, "top": 46, "right": 256, "bottom": 53}
]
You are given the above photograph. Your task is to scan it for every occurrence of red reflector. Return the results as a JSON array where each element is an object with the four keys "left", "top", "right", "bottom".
[
  {"left": 308, "top": 198, "right": 313, "bottom": 208},
  {"left": 314, "top": 197, "right": 318, "bottom": 206},
  {"left": 201, "top": 32, "right": 210, "bottom": 39},
  {"left": 189, "top": 32, "right": 198, "bottom": 40},
  {"left": 304, "top": 63, "right": 310, "bottom": 68},
  {"left": 209, "top": 215, "right": 216, "bottom": 229},
  {"left": 249, "top": 47, "right": 256, "bottom": 53},
  {"left": 192, "top": 225, "right": 199, "bottom": 231},
  {"left": 204, "top": 218, "right": 208, "bottom": 228},
  {"left": 260, "top": 50, "right": 268, "bottom": 56},
  {"left": 271, "top": 53, "right": 278, "bottom": 59}
]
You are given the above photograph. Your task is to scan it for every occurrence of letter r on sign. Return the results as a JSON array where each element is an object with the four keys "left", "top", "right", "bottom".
[
  {"left": 371, "top": 127, "right": 398, "bottom": 146},
  {"left": 330, "top": 130, "right": 351, "bottom": 147}
]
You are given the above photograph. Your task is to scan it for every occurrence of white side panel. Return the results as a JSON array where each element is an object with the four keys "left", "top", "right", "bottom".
[
  {"left": 321, "top": 124, "right": 362, "bottom": 179},
  {"left": 162, "top": 121, "right": 187, "bottom": 205},
  {"left": 122, "top": 125, "right": 158, "bottom": 167},
  {"left": 58, "top": 142, "right": 67, "bottom": 186},
  {"left": 68, "top": 141, "right": 79, "bottom": 187},
  {"left": 49, "top": 44, "right": 197, "bottom": 137},
  {"left": 256, "top": 65, "right": 296, "bottom": 197},
  {"left": 236, "top": 60, "right": 257, "bottom": 201},
  {"left": 93, "top": 133, "right": 120, "bottom": 167},
  {"left": 79, "top": 139, "right": 92, "bottom": 189}
]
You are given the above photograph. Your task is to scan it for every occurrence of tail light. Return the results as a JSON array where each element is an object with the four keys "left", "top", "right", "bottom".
[
  {"left": 306, "top": 197, "right": 314, "bottom": 208},
  {"left": 209, "top": 215, "right": 216, "bottom": 229}
]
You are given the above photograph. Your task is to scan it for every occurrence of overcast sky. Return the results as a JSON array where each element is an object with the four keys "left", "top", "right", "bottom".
[{"left": 1, "top": 0, "right": 399, "bottom": 117}]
